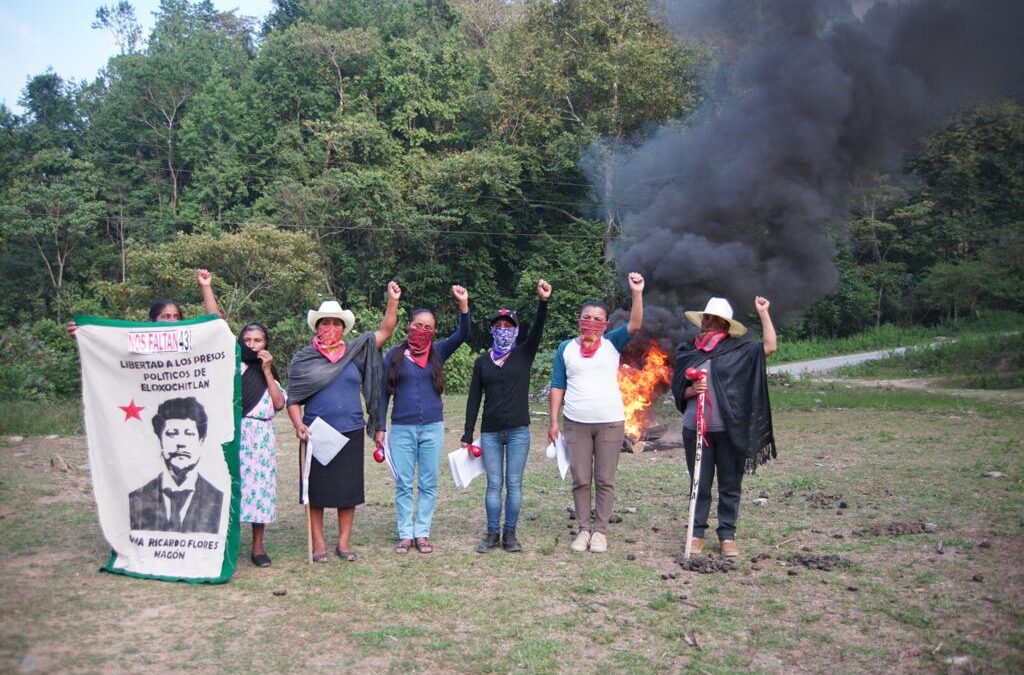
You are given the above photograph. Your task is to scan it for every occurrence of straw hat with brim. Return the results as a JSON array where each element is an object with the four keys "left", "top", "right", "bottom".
[
  {"left": 684, "top": 297, "right": 747, "bottom": 337},
  {"left": 307, "top": 300, "right": 355, "bottom": 333}
]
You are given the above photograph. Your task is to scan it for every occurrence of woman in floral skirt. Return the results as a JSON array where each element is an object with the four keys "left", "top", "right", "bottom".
[{"left": 237, "top": 322, "right": 286, "bottom": 566}]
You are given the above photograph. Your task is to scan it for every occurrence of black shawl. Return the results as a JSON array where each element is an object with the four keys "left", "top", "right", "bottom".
[
  {"left": 671, "top": 337, "right": 777, "bottom": 473},
  {"left": 286, "top": 332, "right": 384, "bottom": 438},
  {"left": 240, "top": 343, "right": 280, "bottom": 417}
]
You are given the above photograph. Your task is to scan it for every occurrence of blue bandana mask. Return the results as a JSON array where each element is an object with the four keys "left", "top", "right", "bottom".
[{"left": 490, "top": 326, "right": 519, "bottom": 360}]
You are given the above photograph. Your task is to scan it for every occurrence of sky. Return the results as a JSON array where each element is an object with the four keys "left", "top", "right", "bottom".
[{"left": 0, "top": 0, "right": 274, "bottom": 114}]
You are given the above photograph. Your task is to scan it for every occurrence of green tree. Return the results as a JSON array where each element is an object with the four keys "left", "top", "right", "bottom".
[
  {"left": 487, "top": 0, "right": 702, "bottom": 264},
  {"left": 178, "top": 67, "right": 254, "bottom": 220},
  {"left": 292, "top": 24, "right": 381, "bottom": 115},
  {"left": 18, "top": 72, "right": 81, "bottom": 153},
  {"left": 93, "top": 1, "right": 144, "bottom": 55},
  {"left": 1, "top": 151, "right": 105, "bottom": 321},
  {"left": 121, "top": 224, "right": 326, "bottom": 328},
  {"left": 92, "top": 0, "right": 253, "bottom": 214}
]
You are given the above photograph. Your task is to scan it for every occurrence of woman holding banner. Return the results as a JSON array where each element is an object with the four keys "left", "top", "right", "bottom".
[
  {"left": 376, "top": 286, "right": 470, "bottom": 555},
  {"left": 66, "top": 268, "right": 221, "bottom": 337},
  {"left": 287, "top": 283, "right": 401, "bottom": 563},
  {"left": 548, "top": 272, "right": 645, "bottom": 554}
]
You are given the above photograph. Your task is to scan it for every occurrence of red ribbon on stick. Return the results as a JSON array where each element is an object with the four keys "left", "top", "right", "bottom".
[{"left": 685, "top": 367, "right": 711, "bottom": 448}]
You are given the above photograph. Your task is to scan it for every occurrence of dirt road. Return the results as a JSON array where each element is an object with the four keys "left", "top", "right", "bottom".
[{"left": 768, "top": 347, "right": 912, "bottom": 376}]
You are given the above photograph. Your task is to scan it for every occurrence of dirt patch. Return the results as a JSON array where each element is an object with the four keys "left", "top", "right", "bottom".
[
  {"left": 806, "top": 491, "right": 845, "bottom": 509},
  {"left": 783, "top": 553, "right": 851, "bottom": 571},
  {"left": 676, "top": 555, "right": 735, "bottom": 574},
  {"left": 855, "top": 522, "right": 935, "bottom": 537}
]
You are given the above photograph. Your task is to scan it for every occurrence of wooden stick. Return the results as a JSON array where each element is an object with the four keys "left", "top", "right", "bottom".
[
  {"left": 299, "top": 440, "right": 313, "bottom": 565},
  {"left": 684, "top": 390, "right": 706, "bottom": 560}
]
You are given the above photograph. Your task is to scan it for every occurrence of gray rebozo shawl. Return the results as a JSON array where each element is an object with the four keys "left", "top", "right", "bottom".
[{"left": 287, "top": 331, "right": 383, "bottom": 438}]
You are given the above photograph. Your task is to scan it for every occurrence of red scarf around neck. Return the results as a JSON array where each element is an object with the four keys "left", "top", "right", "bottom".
[
  {"left": 695, "top": 330, "right": 728, "bottom": 352},
  {"left": 312, "top": 336, "right": 346, "bottom": 363},
  {"left": 577, "top": 318, "right": 606, "bottom": 358},
  {"left": 405, "top": 327, "right": 434, "bottom": 368}
]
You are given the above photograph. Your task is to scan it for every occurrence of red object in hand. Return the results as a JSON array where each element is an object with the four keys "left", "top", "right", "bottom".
[
  {"left": 468, "top": 444, "right": 483, "bottom": 458},
  {"left": 373, "top": 443, "right": 385, "bottom": 463},
  {"left": 685, "top": 367, "right": 706, "bottom": 380}
]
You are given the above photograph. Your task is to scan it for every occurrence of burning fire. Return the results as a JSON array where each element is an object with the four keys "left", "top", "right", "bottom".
[{"left": 618, "top": 340, "right": 673, "bottom": 439}]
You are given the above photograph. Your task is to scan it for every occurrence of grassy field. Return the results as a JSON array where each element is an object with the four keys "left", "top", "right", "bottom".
[
  {"left": 838, "top": 333, "right": 1024, "bottom": 389},
  {"left": 771, "top": 310, "right": 1024, "bottom": 364},
  {"left": 1, "top": 382, "right": 1022, "bottom": 673}
]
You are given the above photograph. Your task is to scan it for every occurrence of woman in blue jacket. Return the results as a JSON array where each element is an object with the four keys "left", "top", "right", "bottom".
[{"left": 377, "top": 285, "right": 470, "bottom": 554}]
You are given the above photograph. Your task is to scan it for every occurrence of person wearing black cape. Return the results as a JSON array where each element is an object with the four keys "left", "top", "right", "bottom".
[
  {"left": 287, "top": 284, "right": 401, "bottom": 562},
  {"left": 671, "top": 296, "right": 777, "bottom": 558}
]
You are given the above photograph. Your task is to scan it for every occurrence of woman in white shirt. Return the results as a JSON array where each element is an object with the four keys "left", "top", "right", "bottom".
[{"left": 548, "top": 272, "right": 645, "bottom": 553}]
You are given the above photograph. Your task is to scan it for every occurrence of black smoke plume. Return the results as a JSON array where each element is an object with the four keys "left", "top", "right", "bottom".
[{"left": 588, "top": 0, "right": 1024, "bottom": 320}]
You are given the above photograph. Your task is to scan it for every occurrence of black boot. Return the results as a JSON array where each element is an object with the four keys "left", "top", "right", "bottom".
[
  {"left": 476, "top": 531, "right": 500, "bottom": 553},
  {"left": 502, "top": 529, "right": 522, "bottom": 553}
]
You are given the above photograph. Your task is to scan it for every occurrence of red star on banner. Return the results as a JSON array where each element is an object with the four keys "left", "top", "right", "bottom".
[{"left": 119, "top": 399, "right": 145, "bottom": 421}]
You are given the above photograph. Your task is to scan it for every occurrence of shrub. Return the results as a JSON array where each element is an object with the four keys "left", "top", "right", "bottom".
[
  {"left": 0, "top": 320, "right": 80, "bottom": 401},
  {"left": 443, "top": 343, "right": 480, "bottom": 395}
]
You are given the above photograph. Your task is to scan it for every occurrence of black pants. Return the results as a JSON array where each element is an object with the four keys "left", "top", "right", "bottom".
[{"left": 683, "top": 428, "right": 744, "bottom": 541}]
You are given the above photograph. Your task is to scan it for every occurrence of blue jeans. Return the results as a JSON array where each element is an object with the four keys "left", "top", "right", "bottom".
[
  {"left": 389, "top": 422, "right": 444, "bottom": 539},
  {"left": 480, "top": 426, "right": 531, "bottom": 532}
]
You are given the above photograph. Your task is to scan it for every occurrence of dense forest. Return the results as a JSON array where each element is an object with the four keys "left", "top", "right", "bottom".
[{"left": 1, "top": 0, "right": 1022, "bottom": 400}]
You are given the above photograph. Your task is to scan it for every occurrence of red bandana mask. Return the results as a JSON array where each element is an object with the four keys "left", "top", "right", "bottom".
[
  {"left": 313, "top": 324, "right": 346, "bottom": 362},
  {"left": 578, "top": 318, "right": 606, "bottom": 358},
  {"left": 405, "top": 326, "right": 435, "bottom": 368},
  {"left": 695, "top": 329, "right": 728, "bottom": 352}
]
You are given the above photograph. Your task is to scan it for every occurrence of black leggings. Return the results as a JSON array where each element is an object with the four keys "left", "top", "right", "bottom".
[{"left": 683, "top": 428, "right": 744, "bottom": 540}]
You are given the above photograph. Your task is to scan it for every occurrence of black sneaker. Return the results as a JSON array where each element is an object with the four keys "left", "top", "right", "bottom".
[
  {"left": 476, "top": 531, "right": 500, "bottom": 553},
  {"left": 251, "top": 552, "right": 272, "bottom": 567},
  {"left": 502, "top": 529, "right": 523, "bottom": 553}
]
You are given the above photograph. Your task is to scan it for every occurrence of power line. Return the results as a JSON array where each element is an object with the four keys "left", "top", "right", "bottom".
[{"left": 5, "top": 209, "right": 632, "bottom": 241}]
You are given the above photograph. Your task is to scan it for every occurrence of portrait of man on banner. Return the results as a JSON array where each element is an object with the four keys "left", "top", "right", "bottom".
[{"left": 129, "top": 397, "right": 224, "bottom": 534}]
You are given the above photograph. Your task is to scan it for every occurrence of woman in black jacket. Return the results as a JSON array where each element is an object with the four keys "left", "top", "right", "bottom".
[{"left": 462, "top": 279, "right": 551, "bottom": 553}]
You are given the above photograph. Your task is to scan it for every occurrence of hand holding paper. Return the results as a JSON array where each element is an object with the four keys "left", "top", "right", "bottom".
[
  {"left": 307, "top": 417, "right": 348, "bottom": 466},
  {"left": 545, "top": 434, "right": 570, "bottom": 481},
  {"left": 448, "top": 441, "right": 484, "bottom": 489}
]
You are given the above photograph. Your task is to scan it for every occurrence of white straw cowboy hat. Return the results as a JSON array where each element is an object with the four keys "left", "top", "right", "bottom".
[
  {"left": 307, "top": 300, "right": 355, "bottom": 333},
  {"left": 685, "top": 297, "right": 747, "bottom": 337}
]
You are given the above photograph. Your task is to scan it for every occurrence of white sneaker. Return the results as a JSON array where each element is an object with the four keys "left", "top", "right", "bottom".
[
  {"left": 589, "top": 532, "right": 608, "bottom": 553},
  {"left": 570, "top": 530, "right": 591, "bottom": 552}
]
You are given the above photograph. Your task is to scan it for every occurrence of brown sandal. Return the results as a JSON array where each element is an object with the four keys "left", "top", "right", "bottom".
[
  {"left": 415, "top": 537, "right": 434, "bottom": 554},
  {"left": 395, "top": 538, "right": 413, "bottom": 554}
]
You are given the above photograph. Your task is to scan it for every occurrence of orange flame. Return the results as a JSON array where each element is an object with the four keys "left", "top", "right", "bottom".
[{"left": 618, "top": 341, "right": 673, "bottom": 439}]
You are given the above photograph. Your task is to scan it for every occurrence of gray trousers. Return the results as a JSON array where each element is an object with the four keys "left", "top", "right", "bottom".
[{"left": 564, "top": 418, "right": 625, "bottom": 534}]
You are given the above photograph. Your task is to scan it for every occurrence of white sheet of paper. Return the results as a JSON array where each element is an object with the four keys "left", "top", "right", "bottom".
[
  {"left": 301, "top": 439, "right": 312, "bottom": 505},
  {"left": 308, "top": 417, "right": 348, "bottom": 466},
  {"left": 448, "top": 443, "right": 484, "bottom": 489},
  {"left": 556, "top": 433, "right": 570, "bottom": 481},
  {"left": 447, "top": 450, "right": 464, "bottom": 489},
  {"left": 381, "top": 431, "right": 397, "bottom": 480}
]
